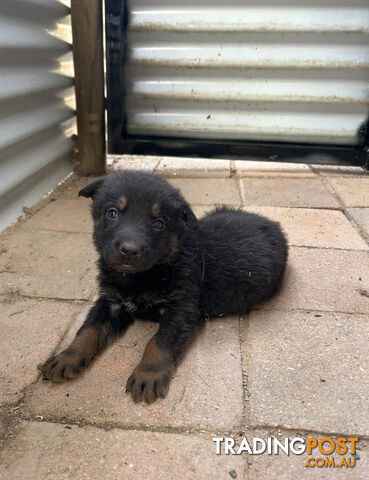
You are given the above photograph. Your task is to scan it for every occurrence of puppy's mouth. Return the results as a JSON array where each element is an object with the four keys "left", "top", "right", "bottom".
[{"left": 108, "top": 261, "right": 153, "bottom": 274}]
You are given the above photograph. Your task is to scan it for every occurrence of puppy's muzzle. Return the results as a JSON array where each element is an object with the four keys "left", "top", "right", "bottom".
[
  {"left": 108, "top": 229, "right": 152, "bottom": 273},
  {"left": 119, "top": 240, "right": 142, "bottom": 262}
]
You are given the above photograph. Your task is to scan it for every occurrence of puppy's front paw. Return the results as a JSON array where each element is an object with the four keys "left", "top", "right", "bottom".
[
  {"left": 37, "top": 350, "right": 88, "bottom": 383},
  {"left": 126, "top": 365, "right": 173, "bottom": 404}
]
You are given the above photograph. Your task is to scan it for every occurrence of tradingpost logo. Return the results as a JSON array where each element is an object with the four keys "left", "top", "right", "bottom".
[{"left": 213, "top": 436, "right": 359, "bottom": 469}]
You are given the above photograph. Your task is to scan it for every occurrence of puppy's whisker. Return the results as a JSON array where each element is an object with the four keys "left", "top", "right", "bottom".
[{"left": 201, "top": 252, "right": 205, "bottom": 284}]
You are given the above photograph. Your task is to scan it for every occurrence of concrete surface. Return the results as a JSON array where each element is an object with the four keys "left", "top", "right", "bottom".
[
  {"left": 245, "top": 310, "right": 369, "bottom": 436},
  {"left": 169, "top": 178, "right": 242, "bottom": 205},
  {"left": 0, "top": 422, "right": 246, "bottom": 480},
  {"left": 26, "top": 316, "right": 243, "bottom": 431},
  {"left": 245, "top": 206, "right": 367, "bottom": 250},
  {"left": 0, "top": 230, "right": 97, "bottom": 300},
  {"left": 22, "top": 199, "right": 92, "bottom": 234},
  {"left": 347, "top": 208, "right": 369, "bottom": 241},
  {"left": 326, "top": 177, "right": 369, "bottom": 207},
  {"left": 0, "top": 156, "right": 368, "bottom": 479},
  {"left": 0, "top": 298, "right": 80, "bottom": 405},
  {"left": 234, "top": 160, "right": 314, "bottom": 177},
  {"left": 264, "top": 247, "right": 369, "bottom": 313},
  {"left": 240, "top": 177, "right": 341, "bottom": 208}
]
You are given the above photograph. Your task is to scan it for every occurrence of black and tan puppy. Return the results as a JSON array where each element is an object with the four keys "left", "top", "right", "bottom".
[{"left": 39, "top": 171, "right": 288, "bottom": 403}]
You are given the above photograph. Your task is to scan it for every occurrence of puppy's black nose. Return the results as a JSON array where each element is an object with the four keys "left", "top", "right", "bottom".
[{"left": 120, "top": 241, "right": 141, "bottom": 259}]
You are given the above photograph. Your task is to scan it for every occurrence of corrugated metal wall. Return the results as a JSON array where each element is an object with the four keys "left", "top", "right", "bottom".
[
  {"left": 0, "top": 0, "right": 75, "bottom": 231},
  {"left": 125, "top": 0, "right": 369, "bottom": 146}
]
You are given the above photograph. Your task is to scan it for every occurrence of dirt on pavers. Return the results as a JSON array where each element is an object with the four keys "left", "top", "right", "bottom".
[
  {"left": 357, "top": 288, "right": 369, "bottom": 298},
  {"left": 0, "top": 230, "right": 97, "bottom": 300},
  {"left": 0, "top": 406, "right": 21, "bottom": 451},
  {"left": 0, "top": 297, "right": 82, "bottom": 405},
  {"left": 156, "top": 157, "right": 231, "bottom": 177},
  {"left": 242, "top": 310, "right": 369, "bottom": 436},
  {"left": 0, "top": 173, "right": 80, "bottom": 237},
  {"left": 20, "top": 198, "right": 93, "bottom": 234},
  {"left": 0, "top": 420, "right": 247, "bottom": 480}
]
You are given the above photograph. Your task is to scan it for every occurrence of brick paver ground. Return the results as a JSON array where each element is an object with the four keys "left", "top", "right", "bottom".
[{"left": 1, "top": 157, "right": 368, "bottom": 479}]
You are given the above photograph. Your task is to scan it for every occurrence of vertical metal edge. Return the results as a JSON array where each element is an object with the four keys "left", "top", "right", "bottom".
[
  {"left": 363, "top": 116, "right": 369, "bottom": 170},
  {"left": 105, "top": 0, "right": 127, "bottom": 154}
]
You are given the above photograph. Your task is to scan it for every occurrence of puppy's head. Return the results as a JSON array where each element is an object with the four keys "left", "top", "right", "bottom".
[{"left": 79, "top": 171, "right": 197, "bottom": 274}]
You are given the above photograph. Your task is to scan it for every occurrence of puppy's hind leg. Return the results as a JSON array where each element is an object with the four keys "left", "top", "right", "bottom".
[{"left": 38, "top": 298, "right": 133, "bottom": 382}]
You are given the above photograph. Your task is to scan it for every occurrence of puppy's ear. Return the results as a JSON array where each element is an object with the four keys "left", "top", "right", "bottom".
[
  {"left": 179, "top": 203, "right": 198, "bottom": 229},
  {"left": 78, "top": 178, "right": 105, "bottom": 200}
]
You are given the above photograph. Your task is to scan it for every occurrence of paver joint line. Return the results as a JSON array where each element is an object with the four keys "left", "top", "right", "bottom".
[{"left": 6, "top": 408, "right": 369, "bottom": 443}]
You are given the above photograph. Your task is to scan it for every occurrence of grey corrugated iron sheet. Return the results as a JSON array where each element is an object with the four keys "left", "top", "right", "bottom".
[
  {"left": 125, "top": 0, "right": 369, "bottom": 145},
  {"left": 0, "top": 0, "right": 75, "bottom": 231}
]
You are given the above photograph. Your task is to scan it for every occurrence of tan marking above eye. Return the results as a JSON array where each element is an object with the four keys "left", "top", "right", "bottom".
[
  {"left": 117, "top": 195, "right": 127, "bottom": 210},
  {"left": 151, "top": 203, "right": 160, "bottom": 216},
  {"left": 165, "top": 234, "right": 179, "bottom": 263}
]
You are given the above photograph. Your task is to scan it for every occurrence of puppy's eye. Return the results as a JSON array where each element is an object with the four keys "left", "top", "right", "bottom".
[
  {"left": 106, "top": 208, "right": 118, "bottom": 219},
  {"left": 153, "top": 218, "right": 165, "bottom": 230}
]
